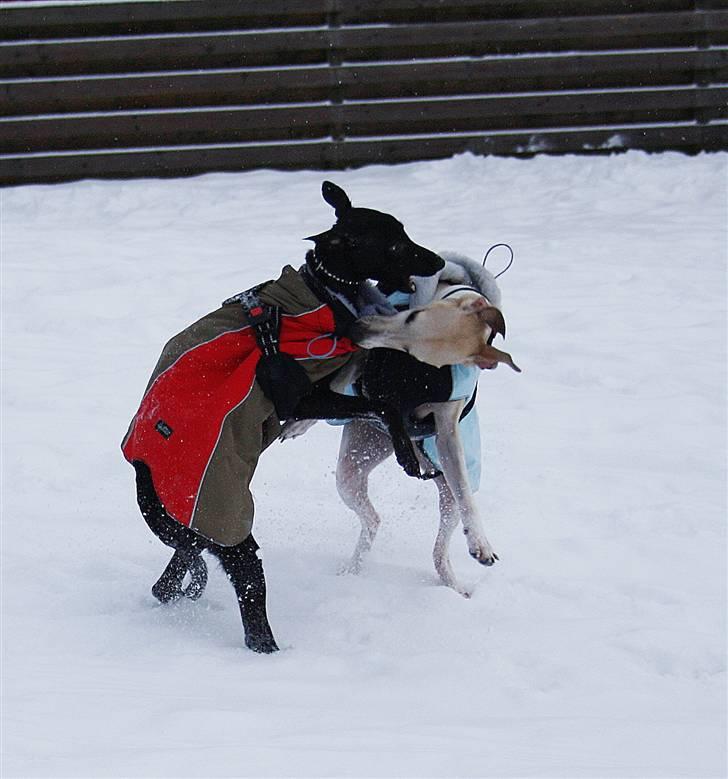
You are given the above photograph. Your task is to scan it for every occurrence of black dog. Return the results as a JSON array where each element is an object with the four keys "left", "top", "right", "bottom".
[{"left": 124, "top": 182, "right": 444, "bottom": 653}]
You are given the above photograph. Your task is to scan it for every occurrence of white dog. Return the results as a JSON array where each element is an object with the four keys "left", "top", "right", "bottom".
[{"left": 285, "top": 252, "right": 520, "bottom": 596}]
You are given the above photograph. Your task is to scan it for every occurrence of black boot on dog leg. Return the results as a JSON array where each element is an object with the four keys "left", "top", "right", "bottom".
[{"left": 215, "top": 536, "right": 279, "bottom": 654}]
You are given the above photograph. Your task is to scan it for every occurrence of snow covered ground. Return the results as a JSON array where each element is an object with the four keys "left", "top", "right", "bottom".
[{"left": 1, "top": 151, "right": 726, "bottom": 778}]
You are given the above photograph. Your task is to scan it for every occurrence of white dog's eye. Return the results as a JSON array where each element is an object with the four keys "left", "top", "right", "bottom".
[{"left": 405, "top": 311, "right": 420, "bottom": 325}]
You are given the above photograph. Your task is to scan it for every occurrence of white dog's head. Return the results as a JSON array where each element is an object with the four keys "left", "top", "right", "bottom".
[{"left": 350, "top": 292, "right": 520, "bottom": 372}]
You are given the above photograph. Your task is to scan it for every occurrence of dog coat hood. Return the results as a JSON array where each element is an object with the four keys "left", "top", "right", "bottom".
[{"left": 122, "top": 265, "right": 357, "bottom": 546}]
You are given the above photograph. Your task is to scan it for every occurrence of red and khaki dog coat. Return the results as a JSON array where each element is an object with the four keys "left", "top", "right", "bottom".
[{"left": 122, "top": 265, "right": 356, "bottom": 546}]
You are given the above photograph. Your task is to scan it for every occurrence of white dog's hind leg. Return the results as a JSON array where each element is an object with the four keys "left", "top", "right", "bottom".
[
  {"left": 336, "top": 420, "right": 393, "bottom": 574},
  {"left": 432, "top": 476, "right": 471, "bottom": 597}
]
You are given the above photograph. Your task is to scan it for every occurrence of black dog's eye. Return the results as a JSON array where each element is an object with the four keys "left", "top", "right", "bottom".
[{"left": 405, "top": 311, "right": 420, "bottom": 325}]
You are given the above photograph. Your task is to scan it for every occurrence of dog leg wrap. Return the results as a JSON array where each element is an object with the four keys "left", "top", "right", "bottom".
[{"left": 214, "top": 537, "right": 279, "bottom": 654}]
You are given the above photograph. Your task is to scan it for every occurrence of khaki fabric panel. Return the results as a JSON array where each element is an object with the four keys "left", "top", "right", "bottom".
[
  {"left": 258, "top": 264, "right": 320, "bottom": 314},
  {"left": 191, "top": 381, "right": 275, "bottom": 546}
]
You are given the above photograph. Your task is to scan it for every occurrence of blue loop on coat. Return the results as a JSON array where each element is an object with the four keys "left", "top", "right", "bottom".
[{"left": 306, "top": 334, "right": 338, "bottom": 359}]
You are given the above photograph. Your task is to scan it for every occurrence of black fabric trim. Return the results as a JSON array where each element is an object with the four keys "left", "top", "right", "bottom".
[
  {"left": 461, "top": 385, "right": 478, "bottom": 420},
  {"left": 406, "top": 385, "right": 477, "bottom": 440},
  {"left": 439, "top": 285, "right": 485, "bottom": 301}
]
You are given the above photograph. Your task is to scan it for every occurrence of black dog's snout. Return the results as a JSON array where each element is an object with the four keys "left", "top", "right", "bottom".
[
  {"left": 406, "top": 244, "right": 444, "bottom": 279},
  {"left": 419, "top": 246, "right": 445, "bottom": 273}
]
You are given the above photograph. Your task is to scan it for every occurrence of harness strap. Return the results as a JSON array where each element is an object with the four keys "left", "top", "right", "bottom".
[
  {"left": 223, "top": 287, "right": 281, "bottom": 358},
  {"left": 222, "top": 285, "right": 313, "bottom": 420}
]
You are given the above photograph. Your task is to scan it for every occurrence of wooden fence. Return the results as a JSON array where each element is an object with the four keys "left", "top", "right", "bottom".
[{"left": 1, "top": 0, "right": 727, "bottom": 186}]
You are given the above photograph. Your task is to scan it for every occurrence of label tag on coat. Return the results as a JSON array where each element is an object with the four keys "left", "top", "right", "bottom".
[{"left": 155, "top": 420, "right": 173, "bottom": 439}]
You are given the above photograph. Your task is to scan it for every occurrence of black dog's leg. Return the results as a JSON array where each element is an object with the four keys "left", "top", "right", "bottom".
[
  {"left": 209, "top": 536, "right": 279, "bottom": 654},
  {"left": 135, "top": 460, "right": 275, "bottom": 652},
  {"left": 151, "top": 549, "right": 189, "bottom": 603},
  {"left": 183, "top": 554, "right": 208, "bottom": 601},
  {"left": 133, "top": 460, "right": 209, "bottom": 604},
  {"left": 292, "top": 387, "right": 424, "bottom": 478},
  {"left": 151, "top": 549, "right": 208, "bottom": 603}
]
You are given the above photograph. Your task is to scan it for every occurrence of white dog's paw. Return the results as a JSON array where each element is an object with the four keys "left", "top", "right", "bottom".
[
  {"left": 338, "top": 557, "right": 363, "bottom": 576},
  {"left": 435, "top": 560, "right": 471, "bottom": 597},
  {"left": 447, "top": 580, "right": 472, "bottom": 598},
  {"left": 464, "top": 531, "right": 499, "bottom": 567}
]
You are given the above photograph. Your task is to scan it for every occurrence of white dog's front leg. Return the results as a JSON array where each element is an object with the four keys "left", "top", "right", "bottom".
[
  {"left": 430, "top": 402, "right": 498, "bottom": 567},
  {"left": 432, "top": 476, "right": 472, "bottom": 597}
]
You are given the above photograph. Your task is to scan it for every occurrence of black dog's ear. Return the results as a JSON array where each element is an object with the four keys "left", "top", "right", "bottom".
[
  {"left": 305, "top": 229, "right": 346, "bottom": 247},
  {"left": 305, "top": 230, "right": 330, "bottom": 243},
  {"left": 322, "top": 181, "right": 352, "bottom": 216}
]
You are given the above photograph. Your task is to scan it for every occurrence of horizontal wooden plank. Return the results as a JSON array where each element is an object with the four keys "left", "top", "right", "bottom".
[
  {"left": 3, "top": 12, "right": 727, "bottom": 78},
  {"left": 339, "top": 0, "right": 699, "bottom": 25},
  {"left": 4, "top": 49, "right": 727, "bottom": 117},
  {"left": 0, "top": 0, "right": 699, "bottom": 40},
  {"left": 3, "top": 88, "right": 726, "bottom": 153},
  {"left": 0, "top": 1, "right": 328, "bottom": 40},
  {"left": 2, "top": 124, "right": 725, "bottom": 186},
  {"left": 0, "top": 29, "right": 330, "bottom": 79}
]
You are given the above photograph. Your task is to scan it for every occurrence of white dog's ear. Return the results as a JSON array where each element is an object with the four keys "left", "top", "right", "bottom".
[
  {"left": 482, "top": 305, "right": 506, "bottom": 338},
  {"left": 459, "top": 299, "right": 507, "bottom": 339},
  {"left": 475, "top": 343, "right": 521, "bottom": 373},
  {"left": 459, "top": 296, "right": 487, "bottom": 313}
]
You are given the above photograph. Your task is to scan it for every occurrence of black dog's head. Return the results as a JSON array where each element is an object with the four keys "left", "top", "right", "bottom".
[{"left": 306, "top": 181, "right": 444, "bottom": 294}]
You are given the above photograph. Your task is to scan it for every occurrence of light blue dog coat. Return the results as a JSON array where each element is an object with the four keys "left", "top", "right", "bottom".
[
  {"left": 421, "top": 364, "right": 481, "bottom": 493},
  {"left": 333, "top": 287, "right": 483, "bottom": 492}
]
